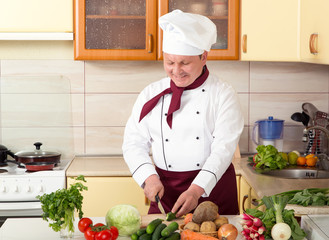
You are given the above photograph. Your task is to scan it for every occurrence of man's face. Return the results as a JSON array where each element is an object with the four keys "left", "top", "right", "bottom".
[{"left": 163, "top": 52, "right": 208, "bottom": 87}]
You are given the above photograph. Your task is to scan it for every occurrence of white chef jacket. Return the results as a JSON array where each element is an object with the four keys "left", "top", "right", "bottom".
[{"left": 122, "top": 73, "right": 244, "bottom": 197}]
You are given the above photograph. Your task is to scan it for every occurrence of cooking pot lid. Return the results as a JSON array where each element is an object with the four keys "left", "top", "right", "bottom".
[
  {"left": 257, "top": 116, "right": 284, "bottom": 123},
  {"left": 14, "top": 142, "right": 61, "bottom": 158}
]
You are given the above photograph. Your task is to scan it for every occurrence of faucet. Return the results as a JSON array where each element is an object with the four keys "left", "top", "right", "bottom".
[{"left": 303, "top": 125, "right": 329, "bottom": 170}]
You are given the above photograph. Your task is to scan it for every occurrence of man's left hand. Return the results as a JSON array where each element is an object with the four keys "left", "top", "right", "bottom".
[{"left": 171, "top": 184, "right": 204, "bottom": 217}]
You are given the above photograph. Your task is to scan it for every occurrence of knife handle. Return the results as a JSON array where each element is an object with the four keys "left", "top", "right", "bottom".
[{"left": 155, "top": 193, "right": 160, "bottom": 202}]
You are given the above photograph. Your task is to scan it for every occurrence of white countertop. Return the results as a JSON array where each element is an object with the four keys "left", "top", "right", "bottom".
[{"left": 0, "top": 215, "right": 243, "bottom": 240}]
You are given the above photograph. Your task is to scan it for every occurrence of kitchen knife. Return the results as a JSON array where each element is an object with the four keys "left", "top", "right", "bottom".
[{"left": 155, "top": 193, "right": 166, "bottom": 215}]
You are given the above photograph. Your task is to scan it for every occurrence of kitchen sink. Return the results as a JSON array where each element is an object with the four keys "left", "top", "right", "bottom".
[{"left": 247, "top": 164, "right": 329, "bottom": 179}]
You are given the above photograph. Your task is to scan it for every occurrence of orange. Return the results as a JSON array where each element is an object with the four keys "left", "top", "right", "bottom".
[
  {"left": 306, "top": 157, "right": 317, "bottom": 167},
  {"left": 306, "top": 154, "right": 316, "bottom": 159},
  {"left": 297, "top": 156, "right": 307, "bottom": 166}
]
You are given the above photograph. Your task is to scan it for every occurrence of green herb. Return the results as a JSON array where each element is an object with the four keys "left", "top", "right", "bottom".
[
  {"left": 246, "top": 195, "right": 306, "bottom": 240},
  {"left": 253, "top": 145, "right": 288, "bottom": 170},
  {"left": 276, "top": 188, "right": 329, "bottom": 206},
  {"left": 36, "top": 175, "right": 88, "bottom": 232}
]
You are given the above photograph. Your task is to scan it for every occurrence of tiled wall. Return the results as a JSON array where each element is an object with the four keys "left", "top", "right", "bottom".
[{"left": 0, "top": 60, "right": 328, "bottom": 155}]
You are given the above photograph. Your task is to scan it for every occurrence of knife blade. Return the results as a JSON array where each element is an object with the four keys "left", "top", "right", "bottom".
[{"left": 155, "top": 193, "right": 166, "bottom": 215}]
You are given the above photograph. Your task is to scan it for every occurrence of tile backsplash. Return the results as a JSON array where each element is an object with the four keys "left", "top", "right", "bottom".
[{"left": 0, "top": 60, "right": 328, "bottom": 156}]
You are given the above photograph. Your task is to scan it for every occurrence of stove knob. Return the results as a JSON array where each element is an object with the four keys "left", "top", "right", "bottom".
[
  {"left": 38, "top": 185, "right": 44, "bottom": 193},
  {"left": 13, "top": 185, "right": 19, "bottom": 193},
  {"left": 25, "top": 186, "right": 31, "bottom": 193},
  {"left": 0, "top": 185, "right": 6, "bottom": 193}
]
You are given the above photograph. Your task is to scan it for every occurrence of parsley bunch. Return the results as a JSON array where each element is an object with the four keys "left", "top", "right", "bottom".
[{"left": 36, "top": 175, "right": 88, "bottom": 232}]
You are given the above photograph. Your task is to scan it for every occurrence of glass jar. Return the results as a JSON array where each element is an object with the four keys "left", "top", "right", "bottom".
[{"left": 59, "top": 210, "right": 75, "bottom": 239}]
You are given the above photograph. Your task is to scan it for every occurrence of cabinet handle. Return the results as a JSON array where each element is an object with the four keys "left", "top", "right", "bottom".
[
  {"left": 242, "top": 34, "right": 247, "bottom": 53},
  {"left": 147, "top": 34, "right": 153, "bottom": 53},
  {"left": 242, "top": 194, "right": 248, "bottom": 212},
  {"left": 251, "top": 199, "right": 259, "bottom": 207},
  {"left": 309, "top": 33, "right": 318, "bottom": 55}
]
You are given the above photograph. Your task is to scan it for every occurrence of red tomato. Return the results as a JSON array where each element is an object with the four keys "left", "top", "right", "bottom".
[
  {"left": 95, "top": 230, "right": 113, "bottom": 240},
  {"left": 94, "top": 223, "right": 105, "bottom": 228},
  {"left": 84, "top": 226, "right": 97, "bottom": 240},
  {"left": 78, "top": 217, "right": 93, "bottom": 233},
  {"left": 108, "top": 226, "right": 119, "bottom": 240}
]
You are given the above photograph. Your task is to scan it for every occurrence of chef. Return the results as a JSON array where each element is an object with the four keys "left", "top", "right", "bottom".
[{"left": 122, "top": 9, "right": 244, "bottom": 217}]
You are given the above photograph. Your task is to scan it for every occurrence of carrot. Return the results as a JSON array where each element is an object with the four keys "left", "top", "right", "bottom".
[
  {"left": 181, "top": 229, "right": 218, "bottom": 240},
  {"left": 183, "top": 213, "right": 193, "bottom": 225}
]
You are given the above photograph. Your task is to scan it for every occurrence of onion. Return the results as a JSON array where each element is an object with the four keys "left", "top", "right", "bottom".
[
  {"left": 218, "top": 223, "right": 238, "bottom": 240},
  {"left": 271, "top": 222, "right": 291, "bottom": 240}
]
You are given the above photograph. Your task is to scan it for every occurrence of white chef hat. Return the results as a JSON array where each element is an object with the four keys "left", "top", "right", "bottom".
[{"left": 159, "top": 9, "right": 217, "bottom": 56}]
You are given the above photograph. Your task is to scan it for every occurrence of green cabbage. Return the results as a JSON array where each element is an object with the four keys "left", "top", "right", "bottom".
[{"left": 105, "top": 204, "right": 141, "bottom": 236}]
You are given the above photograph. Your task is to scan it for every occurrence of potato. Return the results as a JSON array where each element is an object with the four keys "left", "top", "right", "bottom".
[
  {"left": 184, "top": 221, "right": 200, "bottom": 232},
  {"left": 214, "top": 216, "right": 229, "bottom": 230},
  {"left": 200, "top": 221, "right": 216, "bottom": 232},
  {"left": 192, "top": 201, "right": 218, "bottom": 224}
]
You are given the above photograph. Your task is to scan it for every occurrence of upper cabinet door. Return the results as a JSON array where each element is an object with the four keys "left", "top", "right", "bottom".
[
  {"left": 300, "top": 0, "right": 329, "bottom": 64},
  {"left": 158, "top": 0, "right": 239, "bottom": 60},
  {"left": 74, "top": 0, "right": 157, "bottom": 60},
  {"left": 0, "top": 0, "right": 72, "bottom": 32},
  {"left": 240, "top": 0, "right": 299, "bottom": 61}
]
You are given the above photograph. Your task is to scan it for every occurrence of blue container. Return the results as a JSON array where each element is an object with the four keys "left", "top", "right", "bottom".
[{"left": 257, "top": 116, "right": 284, "bottom": 139}]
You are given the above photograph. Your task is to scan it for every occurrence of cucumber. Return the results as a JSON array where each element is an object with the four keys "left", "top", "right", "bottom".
[
  {"left": 164, "top": 232, "right": 180, "bottom": 240},
  {"left": 152, "top": 223, "right": 167, "bottom": 240},
  {"left": 137, "top": 228, "right": 147, "bottom": 236},
  {"left": 161, "top": 222, "right": 179, "bottom": 237},
  {"left": 165, "top": 212, "right": 177, "bottom": 221},
  {"left": 131, "top": 233, "right": 139, "bottom": 240},
  {"left": 139, "top": 233, "right": 152, "bottom": 240},
  {"left": 146, "top": 218, "right": 163, "bottom": 234}
]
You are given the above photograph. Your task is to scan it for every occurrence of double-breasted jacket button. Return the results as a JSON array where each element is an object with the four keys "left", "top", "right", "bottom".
[
  {"left": 197, "top": 163, "right": 200, "bottom": 167},
  {"left": 196, "top": 111, "right": 200, "bottom": 114},
  {"left": 196, "top": 137, "right": 200, "bottom": 140},
  {"left": 165, "top": 139, "right": 169, "bottom": 142},
  {"left": 168, "top": 165, "right": 172, "bottom": 168}
]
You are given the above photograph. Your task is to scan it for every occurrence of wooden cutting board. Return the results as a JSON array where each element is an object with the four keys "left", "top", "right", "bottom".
[
  {"left": 141, "top": 214, "right": 184, "bottom": 227},
  {"left": 286, "top": 204, "right": 329, "bottom": 216}
]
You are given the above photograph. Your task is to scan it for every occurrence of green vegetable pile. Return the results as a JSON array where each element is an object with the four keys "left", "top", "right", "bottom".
[
  {"left": 246, "top": 195, "right": 306, "bottom": 240},
  {"left": 277, "top": 188, "right": 329, "bottom": 207},
  {"left": 251, "top": 145, "right": 288, "bottom": 170},
  {"left": 36, "top": 175, "right": 87, "bottom": 233},
  {"left": 131, "top": 218, "right": 180, "bottom": 240}
]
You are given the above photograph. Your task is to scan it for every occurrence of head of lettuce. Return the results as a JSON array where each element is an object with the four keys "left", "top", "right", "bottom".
[{"left": 105, "top": 204, "right": 141, "bottom": 236}]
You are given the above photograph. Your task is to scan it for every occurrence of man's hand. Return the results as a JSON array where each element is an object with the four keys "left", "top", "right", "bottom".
[
  {"left": 171, "top": 184, "right": 205, "bottom": 217},
  {"left": 143, "top": 174, "right": 164, "bottom": 202}
]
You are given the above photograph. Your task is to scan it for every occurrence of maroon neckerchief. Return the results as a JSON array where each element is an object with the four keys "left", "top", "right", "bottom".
[{"left": 139, "top": 65, "right": 209, "bottom": 128}]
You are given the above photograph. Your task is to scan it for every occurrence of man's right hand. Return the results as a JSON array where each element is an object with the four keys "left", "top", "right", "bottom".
[{"left": 143, "top": 174, "right": 164, "bottom": 202}]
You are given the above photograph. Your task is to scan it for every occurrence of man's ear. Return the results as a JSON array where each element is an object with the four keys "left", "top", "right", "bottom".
[{"left": 201, "top": 51, "right": 208, "bottom": 62}]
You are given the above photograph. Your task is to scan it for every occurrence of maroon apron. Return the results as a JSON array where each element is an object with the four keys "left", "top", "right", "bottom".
[{"left": 148, "top": 163, "right": 239, "bottom": 215}]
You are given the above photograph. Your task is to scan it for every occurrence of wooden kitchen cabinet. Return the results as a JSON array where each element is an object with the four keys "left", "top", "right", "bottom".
[
  {"left": 0, "top": 0, "right": 73, "bottom": 32},
  {"left": 74, "top": 0, "right": 157, "bottom": 60},
  {"left": 158, "top": 0, "right": 239, "bottom": 60},
  {"left": 74, "top": 0, "right": 239, "bottom": 60},
  {"left": 67, "top": 176, "right": 149, "bottom": 217},
  {"left": 239, "top": 176, "right": 262, "bottom": 214},
  {"left": 240, "top": 0, "right": 299, "bottom": 61},
  {"left": 300, "top": 0, "right": 329, "bottom": 64}
]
